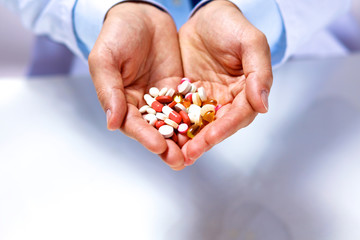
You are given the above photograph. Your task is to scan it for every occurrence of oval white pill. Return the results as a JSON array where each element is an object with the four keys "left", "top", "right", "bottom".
[
  {"left": 159, "top": 87, "right": 168, "bottom": 96},
  {"left": 188, "top": 104, "right": 201, "bottom": 114},
  {"left": 190, "top": 84, "right": 197, "bottom": 93},
  {"left": 139, "top": 105, "right": 150, "bottom": 114},
  {"left": 178, "top": 123, "right": 189, "bottom": 134},
  {"left": 156, "top": 112, "right": 167, "bottom": 120},
  {"left": 159, "top": 125, "right": 174, "bottom": 138},
  {"left": 146, "top": 108, "right": 156, "bottom": 114},
  {"left": 144, "top": 114, "right": 157, "bottom": 126},
  {"left": 165, "top": 88, "right": 175, "bottom": 97},
  {"left": 165, "top": 118, "right": 179, "bottom": 129},
  {"left": 198, "top": 87, "right": 207, "bottom": 101},
  {"left": 174, "top": 103, "right": 187, "bottom": 113},
  {"left": 149, "top": 87, "right": 160, "bottom": 97}
]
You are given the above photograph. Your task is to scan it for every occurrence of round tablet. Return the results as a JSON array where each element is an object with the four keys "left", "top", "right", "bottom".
[
  {"left": 177, "top": 123, "right": 189, "bottom": 134},
  {"left": 159, "top": 125, "right": 174, "bottom": 138}
]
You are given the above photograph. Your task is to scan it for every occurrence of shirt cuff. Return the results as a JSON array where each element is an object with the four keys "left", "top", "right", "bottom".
[{"left": 73, "top": 0, "right": 168, "bottom": 59}]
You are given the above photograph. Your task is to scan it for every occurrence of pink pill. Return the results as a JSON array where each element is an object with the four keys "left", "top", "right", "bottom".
[
  {"left": 215, "top": 104, "right": 222, "bottom": 112},
  {"left": 177, "top": 123, "right": 189, "bottom": 134},
  {"left": 180, "top": 78, "right": 191, "bottom": 84}
]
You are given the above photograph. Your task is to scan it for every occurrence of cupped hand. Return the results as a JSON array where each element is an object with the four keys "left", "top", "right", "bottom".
[
  {"left": 179, "top": 0, "right": 273, "bottom": 165},
  {"left": 88, "top": 2, "right": 185, "bottom": 170}
]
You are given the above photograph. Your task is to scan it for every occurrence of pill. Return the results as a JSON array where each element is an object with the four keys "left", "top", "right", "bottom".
[
  {"left": 162, "top": 106, "right": 182, "bottom": 124},
  {"left": 165, "top": 118, "right": 179, "bottom": 129},
  {"left": 188, "top": 104, "right": 201, "bottom": 114},
  {"left": 189, "top": 112, "right": 201, "bottom": 124},
  {"left": 200, "top": 104, "right": 215, "bottom": 116},
  {"left": 171, "top": 132, "right": 179, "bottom": 142},
  {"left": 146, "top": 108, "right": 157, "bottom": 114},
  {"left": 174, "top": 103, "right": 187, "bottom": 113},
  {"left": 173, "top": 93, "right": 183, "bottom": 103},
  {"left": 202, "top": 111, "right": 215, "bottom": 123},
  {"left": 144, "top": 94, "right": 163, "bottom": 112},
  {"left": 165, "top": 88, "right": 175, "bottom": 97},
  {"left": 139, "top": 105, "right": 150, "bottom": 113},
  {"left": 149, "top": 87, "right": 160, "bottom": 97},
  {"left": 179, "top": 110, "right": 191, "bottom": 126},
  {"left": 187, "top": 124, "right": 201, "bottom": 138},
  {"left": 155, "top": 120, "right": 165, "bottom": 129},
  {"left": 156, "top": 95, "right": 173, "bottom": 104},
  {"left": 156, "top": 112, "right": 167, "bottom": 120},
  {"left": 192, "top": 92, "right": 202, "bottom": 106},
  {"left": 180, "top": 78, "right": 191, "bottom": 84},
  {"left": 185, "top": 93, "right": 192, "bottom": 101},
  {"left": 178, "top": 81, "right": 192, "bottom": 95},
  {"left": 178, "top": 123, "right": 189, "bottom": 134},
  {"left": 144, "top": 114, "right": 157, "bottom": 126},
  {"left": 159, "top": 87, "right": 168, "bottom": 96},
  {"left": 168, "top": 101, "right": 177, "bottom": 109},
  {"left": 197, "top": 87, "right": 207, "bottom": 101},
  {"left": 202, "top": 99, "right": 217, "bottom": 106},
  {"left": 159, "top": 125, "right": 174, "bottom": 138},
  {"left": 182, "top": 99, "right": 191, "bottom": 108},
  {"left": 191, "top": 84, "right": 197, "bottom": 93},
  {"left": 215, "top": 104, "right": 222, "bottom": 112}
]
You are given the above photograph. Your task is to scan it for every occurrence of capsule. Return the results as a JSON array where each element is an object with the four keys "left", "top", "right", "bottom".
[
  {"left": 144, "top": 94, "right": 163, "bottom": 112},
  {"left": 202, "top": 99, "right": 217, "bottom": 106},
  {"left": 202, "top": 111, "right": 215, "bottom": 123},
  {"left": 182, "top": 99, "right": 191, "bottom": 108},
  {"left": 173, "top": 93, "right": 183, "bottom": 103},
  {"left": 156, "top": 95, "right": 173, "bottom": 104},
  {"left": 162, "top": 106, "right": 182, "bottom": 124},
  {"left": 187, "top": 124, "right": 201, "bottom": 138}
]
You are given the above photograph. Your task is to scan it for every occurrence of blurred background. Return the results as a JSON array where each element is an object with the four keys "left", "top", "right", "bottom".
[{"left": 0, "top": 5, "right": 33, "bottom": 76}]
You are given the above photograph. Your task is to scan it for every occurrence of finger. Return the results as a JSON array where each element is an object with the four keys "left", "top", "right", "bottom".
[
  {"left": 183, "top": 91, "right": 257, "bottom": 165},
  {"left": 89, "top": 44, "right": 127, "bottom": 131},
  {"left": 241, "top": 28, "right": 273, "bottom": 114},
  {"left": 121, "top": 104, "right": 167, "bottom": 154},
  {"left": 159, "top": 139, "right": 185, "bottom": 170}
]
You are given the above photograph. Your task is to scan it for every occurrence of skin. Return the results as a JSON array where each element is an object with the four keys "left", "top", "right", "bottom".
[
  {"left": 88, "top": 1, "right": 273, "bottom": 170},
  {"left": 179, "top": 0, "right": 273, "bottom": 165},
  {"left": 88, "top": 2, "right": 186, "bottom": 170}
]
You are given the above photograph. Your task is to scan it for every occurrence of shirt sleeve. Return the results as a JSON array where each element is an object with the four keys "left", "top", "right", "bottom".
[{"left": 0, "top": 0, "right": 83, "bottom": 58}]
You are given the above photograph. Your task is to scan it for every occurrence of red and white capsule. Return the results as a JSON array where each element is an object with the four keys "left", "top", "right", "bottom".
[
  {"left": 144, "top": 94, "right": 163, "bottom": 112},
  {"left": 162, "top": 106, "right": 182, "bottom": 124}
]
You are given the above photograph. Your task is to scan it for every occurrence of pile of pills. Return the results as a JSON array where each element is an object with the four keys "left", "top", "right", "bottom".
[{"left": 139, "top": 78, "right": 222, "bottom": 142}]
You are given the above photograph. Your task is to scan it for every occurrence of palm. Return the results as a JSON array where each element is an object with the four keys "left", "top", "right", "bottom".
[
  {"left": 89, "top": 3, "right": 185, "bottom": 169},
  {"left": 178, "top": 1, "right": 266, "bottom": 163}
]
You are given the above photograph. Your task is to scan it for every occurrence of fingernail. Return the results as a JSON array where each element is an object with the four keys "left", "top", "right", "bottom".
[
  {"left": 184, "top": 158, "right": 194, "bottom": 166},
  {"left": 261, "top": 90, "right": 269, "bottom": 112},
  {"left": 106, "top": 109, "right": 113, "bottom": 130}
]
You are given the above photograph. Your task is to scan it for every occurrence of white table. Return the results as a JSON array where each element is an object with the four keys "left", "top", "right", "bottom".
[{"left": 1, "top": 54, "right": 360, "bottom": 240}]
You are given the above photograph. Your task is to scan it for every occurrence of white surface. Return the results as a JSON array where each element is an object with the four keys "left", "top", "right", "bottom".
[{"left": 1, "top": 54, "right": 360, "bottom": 239}]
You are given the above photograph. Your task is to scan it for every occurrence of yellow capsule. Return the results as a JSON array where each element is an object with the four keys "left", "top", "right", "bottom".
[
  {"left": 202, "top": 99, "right": 217, "bottom": 106},
  {"left": 173, "top": 93, "right": 183, "bottom": 103},
  {"left": 187, "top": 124, "right": 201, "bottom": 138},
  {"left": 201, "top": 118, "right": 210, "bottom": 126},
  {"left": 202, "top": 111, "right": 215, "bottom": 123}
]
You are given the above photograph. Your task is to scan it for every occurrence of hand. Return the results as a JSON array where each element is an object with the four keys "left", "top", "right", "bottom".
[
  {"left": 88, "top": 3, "right": 186, "bottom": 170},
  {"left": 179, "top": 0, "right": 273, "bottom": 165}
]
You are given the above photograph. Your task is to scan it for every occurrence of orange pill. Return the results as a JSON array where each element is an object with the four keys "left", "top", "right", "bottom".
[
  {"left": 202, "top": 99, "right": 217, "bottom": 106},
  {"left": 156, "top": 95, "right": 173, "bottom": 104}
]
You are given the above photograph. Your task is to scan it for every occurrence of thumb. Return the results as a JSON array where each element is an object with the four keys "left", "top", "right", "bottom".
[
  {"left": 88, "top": 49, "right": 127, "bottom": 131},
  {"left": 241, "top": 29, "right": 273, "bottom": 113}
]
